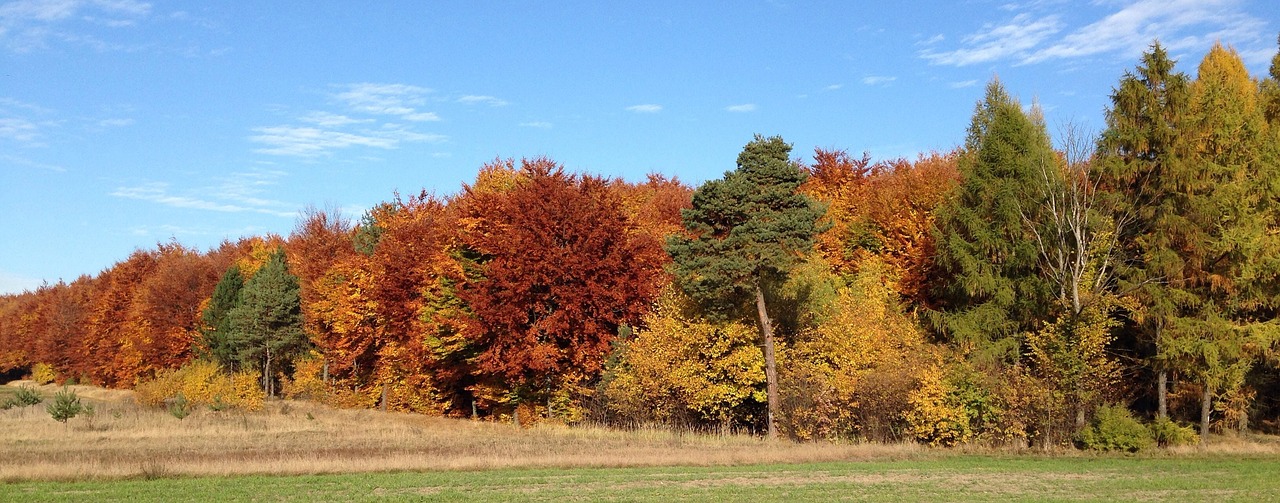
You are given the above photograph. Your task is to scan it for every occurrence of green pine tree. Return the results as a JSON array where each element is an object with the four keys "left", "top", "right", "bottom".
[
  {"left": 931, "top": 79, "right": 1058, "bottom": 363},
  {"left": 666, "top": 134, "right": 826, "bottom": 438},
  {"left": 227, "top": 248, "right": 309, "bottom": 397}
]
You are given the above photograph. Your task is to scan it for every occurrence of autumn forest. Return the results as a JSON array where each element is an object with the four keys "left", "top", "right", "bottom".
[{"left": 5, "top": 40, "right": 1280, "bottom": 449}]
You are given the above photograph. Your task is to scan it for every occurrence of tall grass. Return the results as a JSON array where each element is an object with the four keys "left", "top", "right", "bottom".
[
  {"left": 5, "top": 381, "right": 1279, "bottom": 483},
  {"left": 0, "top": 381, "right": 925, "bottom": 482}
]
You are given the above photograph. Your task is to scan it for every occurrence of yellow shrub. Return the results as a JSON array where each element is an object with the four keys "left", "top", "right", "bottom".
[
  {"left": 135, "top": 360, "right": 264, "bottom": 411},
  {"left": 905, "top": 364, "right": 971, "bottom": 447},
  {"left": 281, "top": 351, "right": 329, "bottom": 400},
  {"left": 30, "top": 362, "right": 57, "bottom": 385}
]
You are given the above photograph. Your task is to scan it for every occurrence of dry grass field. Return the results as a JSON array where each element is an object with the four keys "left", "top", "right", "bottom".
[
  {"left": 0, "top": 381, "right": 929, "bottom": 482},
  {"left": 8, "top": 382, "right": 1280, "bottom": 501}
]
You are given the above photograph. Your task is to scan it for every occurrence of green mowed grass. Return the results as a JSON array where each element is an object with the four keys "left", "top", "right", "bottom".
[{"left": 3, "top": 455, "right": 1276, "bottom": 502}]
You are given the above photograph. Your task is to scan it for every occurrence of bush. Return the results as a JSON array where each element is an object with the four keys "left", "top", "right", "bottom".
[
  {"left": 135, "top": 360, "right": 264, "bottom": 412},
  {"left": 31, "top": 363, "right": 57, "bottom": 385},
  {"left": 167, "top": 393, "right": 190, "bottom": 420},
  {"left": 1075, "top": 404, "right": 1154, "bottom": 452},
  {"left": 1150, "top": 416, "right": 1199, "bottom": 447},
  {"left": 46, "top": 387, "right": 84, "bottom": 423},
  {"left": 11, "top": 385, "right": 43, "bottom": 407}
]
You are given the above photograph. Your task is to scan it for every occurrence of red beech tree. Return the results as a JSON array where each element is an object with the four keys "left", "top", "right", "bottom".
[{"left": 455, "top": 158, "right": 666, "bottom": 407}]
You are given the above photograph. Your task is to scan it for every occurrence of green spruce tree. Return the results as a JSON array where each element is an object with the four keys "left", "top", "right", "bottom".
[
  {"left": 198, "top": 264, "right": 244, "bottom": 371},
  {"left": 666, "top": 134, "right": 826, "bottom": 438},
  {"left": 931, "top": 79, "right": 1058, "bottom": 363},
  {"left": 1096, "top": 41, "right": 1193, "bottom": 419}
]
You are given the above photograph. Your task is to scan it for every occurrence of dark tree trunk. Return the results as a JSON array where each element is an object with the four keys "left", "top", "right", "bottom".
[
  {"left": 1158, "top": 368, "right": 1168, "bottom": 419},
  {"left": 1200, "top": 382, "right": 1212, "bottom": 445},
  {"left": 755, "top": 283, "right": 779, "bottom": 439}
]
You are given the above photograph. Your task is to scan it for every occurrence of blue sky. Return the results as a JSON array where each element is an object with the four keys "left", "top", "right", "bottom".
[{"left": 2, "top": 0, "right": 1277, "bottom": 294}]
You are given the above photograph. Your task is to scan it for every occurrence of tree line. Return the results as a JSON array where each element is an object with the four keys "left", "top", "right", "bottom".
[{"left": 3, "top": 40, "right": 1280, "bottom": 446}]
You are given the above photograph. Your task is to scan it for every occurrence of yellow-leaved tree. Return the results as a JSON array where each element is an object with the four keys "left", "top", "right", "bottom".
[
  {"left": 600, "top": 288, "right": 765, "bottom": 431},
  {"left": 781, "top": 258, "right": 934, "bottom": 441}
]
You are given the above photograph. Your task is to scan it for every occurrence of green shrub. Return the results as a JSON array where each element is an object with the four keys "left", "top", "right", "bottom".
[
  {"left": 46, "top": 388, "right": 84, "bottom": 423},
  {"left": 167, "top": 393, "right": 191, "bottom": 420},
  {"left": 1075, "top": 404, "right": 1153, "bottom": 452},
  {"left": 1150, "top": 416, "right": 1199, "bottom": 447},
  {"left": 12, "top": 385, "right": 43, "bottom": 407}
]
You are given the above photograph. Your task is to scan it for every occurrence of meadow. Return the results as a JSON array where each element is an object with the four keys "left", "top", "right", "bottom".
[{"left": 3, "top": 381, "right": 1280, "bottom": 501}]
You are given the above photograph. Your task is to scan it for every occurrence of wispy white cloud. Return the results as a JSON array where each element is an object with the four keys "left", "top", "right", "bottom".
[
  {"left": 333, "top": 83, "right": 439, "bottom": 120},
  {"left": 0, "top": 0, "right": 152, "bottom": 52},
  {"left": 725, "top": 103, "right": 757, "bottom": 112},
  {"left": 299, "top": 111, "right": 373, "bottom": 127},
  {"left": 0, "top": 116, "right": 41, "bottom": 143},
  {"left": 918, "top": 33, "right": 945, "bottom": 46},
  {"left": 111, "top": 170, "right": 299, "bottom": 218},
  {"left": 2, "top": 153, "right": 65, "bottom": 172},
  {"left": 921, "top": 13, "right": 1062, "bottom": 66},
  {"left": 250, "top": 124, "right": 446, "bottom": 157},
  {"left": 458, "top": 95, "right": 509, "bottom": 106},
  {"left": 519, "top": 121, "right": 552, "bottom": 128},
  {"left": 824, "top": 84, "right": 844, "bottom": 91},
  {"left": 626, "top": 104, "right": 662, "bottom": 113},
  {"left": 950, "top": 79, "right": 980, "bottom": 88},
  {"left": 252, "top": 82, "right": 451, "bottom": 158},
  {"left": 1024, "top": 0, "right": 1268, "bottom": 64},
  {"left": 921, "top": 0, "right": 1270, "bottom": 67},
  {"left": 861, "top": 76, "right": 897, "bottom": 86},
  {"left": 113, "top": 182, "right": 262, "bottom": 213}
]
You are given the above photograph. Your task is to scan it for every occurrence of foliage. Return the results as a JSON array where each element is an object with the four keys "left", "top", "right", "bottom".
[
  {"left": 667, "top": 134, "right": 826, "bottom": 438},
  {"left": 667, "top": 135, "right": 826, "bottom": 318},
  {"left": 10, "top": 385, "right": 43, "bottom": 407},
  {"left": 198, "top": 265, "right": 244, "bottom": 371},
  {"left": 279, "top": 351, "right": 329, "bottom": 400},
  {"left": 1075, "top": 404, "right": 1154, "bottom": 452},
  {"left": 134, "top": 360, "right": 264, "bottom": 412},
  {"left": 1024, "top": 302, "right": 1123, "bottom": 444},
  {"left": 168, "top": 393, "right": 191, "bottom": 419},
  {"left": 45, "top": 387, "right": 83, "bottom": 424},
  {"left": 1149, "top": 415, "right": 1200, "bottom": 447},
  {"left": 780, "top": 259, "right": 930, "bottom": 441},
  {"left": 801, "top": 149, "right": 960, "bottom": 304},
  {"left": 931, "top": 80, "right": 1058, "bottom": 363},
  {"left": 456, "top": 158, "right": 665, "bottom": 411},
  {"left": 227, "top": 247, "right": 309, "bottom": 397},
  {"left": 905, "top": 364, "right": 972, "bottom": 446},
  {"left": 599, "top": 288, "right": 765, "bottom": 430},
  {"left": 30, "top": 362, "right": 56, "bottom": 385}
]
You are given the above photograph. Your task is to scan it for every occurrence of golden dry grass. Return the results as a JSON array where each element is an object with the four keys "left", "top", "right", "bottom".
[{"left": 0, "top": 381, "right": 925, "bottom": 482}]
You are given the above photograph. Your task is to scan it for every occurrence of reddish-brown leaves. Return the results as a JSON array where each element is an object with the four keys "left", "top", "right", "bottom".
[{"left": 456, "top": 158, "right": 666, "bottom": 388}]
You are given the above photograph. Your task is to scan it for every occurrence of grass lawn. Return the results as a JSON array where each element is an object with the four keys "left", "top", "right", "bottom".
[{"left": 3, "top": 456, "right": 1278, "bottom": 502}]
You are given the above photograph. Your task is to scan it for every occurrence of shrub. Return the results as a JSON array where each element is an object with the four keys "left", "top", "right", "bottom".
[
  {"left": 905, "top": 364, "right": 972, "bottom": 447},
  {"left": 12, "top": 385, "right": 43, "bottom": 407},
  {"left": 1075, "top": 404, "right": 1153, "bottom": 452},
  {"left": 46, "top": 388, "right": 84, "bottom": 423},
  {"left": 135, "top": 360, "right": 264, "bottom": 412},
  {"left": 1150, "top": 416, "right": 1199, "bottom": 447},
  {"left": 31, "top": 363, "right": 57, "bottom": 385},
  {"left": 280, "top": 351, "right": 328, "bottom": 400},
  {"left": 167, "top": 393, "right": 190, "bottom": 420}
]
